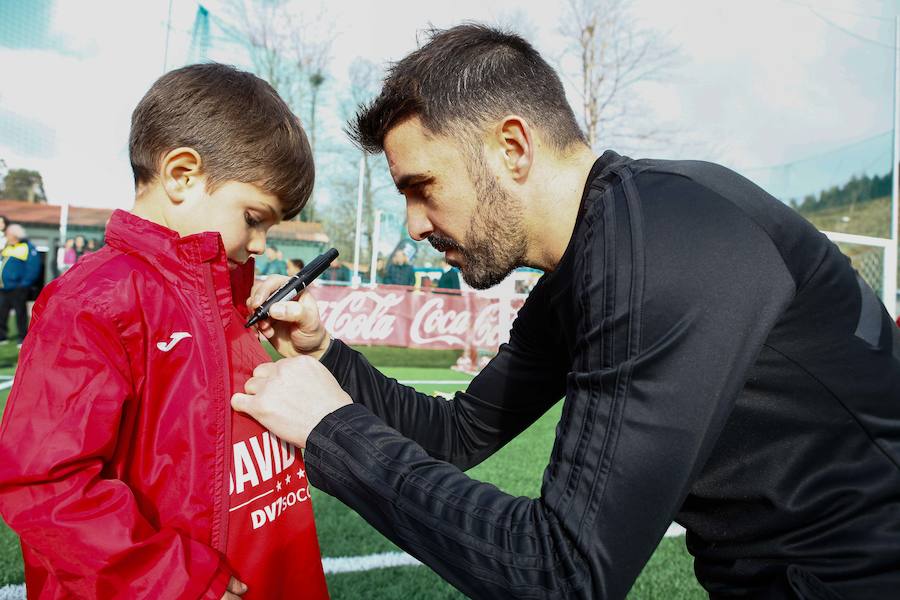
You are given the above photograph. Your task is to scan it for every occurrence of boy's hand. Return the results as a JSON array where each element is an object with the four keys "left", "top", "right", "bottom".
[
  {"left": 248, "top": 276, "right": 331, "bottom": 360},
  {"left": 221, "top": 576, "right": 247, "bottom": 599}
]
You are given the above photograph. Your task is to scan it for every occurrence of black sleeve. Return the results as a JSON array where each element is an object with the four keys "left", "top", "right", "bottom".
[
  {"left": 319, "top": 284, "right": 568, "bottom": 470},
  {"left": 306, "top": 174, "right": 797, "bottom": 599}
]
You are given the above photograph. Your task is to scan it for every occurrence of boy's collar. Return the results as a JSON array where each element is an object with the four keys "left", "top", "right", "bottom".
[
  {"left": 106, "top": 209, "right": 220, "bottom": 263},
  {"left": 104, "top": 209, "right": 256, "bottom": 305}
]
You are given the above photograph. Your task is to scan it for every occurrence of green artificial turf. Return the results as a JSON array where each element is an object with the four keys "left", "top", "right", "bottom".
[{"left": 0, "top": 354, "right": 703, "bottom": 598}]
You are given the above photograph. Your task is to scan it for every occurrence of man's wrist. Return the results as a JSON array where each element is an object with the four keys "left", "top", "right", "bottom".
[{"left": 312, "top": 334, "right": 332, "bottom": 361}]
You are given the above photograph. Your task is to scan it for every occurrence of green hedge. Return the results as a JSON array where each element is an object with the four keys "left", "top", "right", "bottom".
[{"left": 350, "top": 345, "right": 462, "bottom": 368}]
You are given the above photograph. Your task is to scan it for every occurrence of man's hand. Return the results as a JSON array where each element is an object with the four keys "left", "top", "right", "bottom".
[
  {"left": 248, "top": 276, "right": 330, "bottom": 359},
  {"left": 220, "top": 576, "right": 247, "bottom": 599},
  {"left": 231, "top": 358, "right": 352, "bottom": 449}
]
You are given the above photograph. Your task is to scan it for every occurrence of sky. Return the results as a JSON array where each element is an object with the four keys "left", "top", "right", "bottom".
[{"left": 0, "top": 0, "right": 898, "bottom": 211}]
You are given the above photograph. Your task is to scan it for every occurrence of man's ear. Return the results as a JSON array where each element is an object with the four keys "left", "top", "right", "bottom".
[
  {"left": 493, "top": 116, "right": 533, "bottom": 183},
  {"left": 160, "top": 147, "right": 203, "bottom": 203}
]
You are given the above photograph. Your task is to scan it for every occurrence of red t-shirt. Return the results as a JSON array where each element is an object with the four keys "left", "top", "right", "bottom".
[{"left": 225, "top": 311, "right": 329, "bottom": 599}]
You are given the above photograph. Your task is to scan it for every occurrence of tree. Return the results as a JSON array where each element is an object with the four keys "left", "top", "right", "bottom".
[
  {"left": 346, "top": 59, "right": 387, "bottom": 260},
  {"left": 559, "top": 0, "right": 678, "bottom": 152},
  {"left": 315, "top": 58, "right": 402, "bottom": 273},
  {"left": 220, "top": 0, "right": 334, "bottom": 221},
  {"left": 2, "top": 169, "right": 46, "bottom": 203}
]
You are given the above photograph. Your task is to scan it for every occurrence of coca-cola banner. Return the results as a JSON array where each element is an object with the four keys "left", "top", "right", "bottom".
[{"left": 313, "top": 284, "right": 526, "bottom": 350}]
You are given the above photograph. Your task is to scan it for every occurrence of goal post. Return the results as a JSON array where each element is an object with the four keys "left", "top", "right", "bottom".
[{"left": 822, "top": 230, "right": 897, "bottom": 319}]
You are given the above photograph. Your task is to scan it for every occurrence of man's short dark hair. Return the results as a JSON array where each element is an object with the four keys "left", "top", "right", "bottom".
[
  {"left": 348, "top": 24, "right": 587, "bottom": 154},
  {"left": 130, "top": 63, "right": 314, "bottom": 219}
]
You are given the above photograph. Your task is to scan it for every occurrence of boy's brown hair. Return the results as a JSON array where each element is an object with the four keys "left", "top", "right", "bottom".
[{"left": 130, "top": 63, "right": 313, "bottom": 220}]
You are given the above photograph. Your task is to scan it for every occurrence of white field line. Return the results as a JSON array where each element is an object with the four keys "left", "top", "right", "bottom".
[
  {"left": 322, "top": 524, "right": 686, "bottom": 575},
  {"left": 323, "top": 551, "right": 422, "bottom": 574},
  {"left": 0, "top": 378, "right": 13, "bottom": 391},
  {"left": 0, "top": 525, "right": 685, "bottom": 594},
  {"left": 0, "top": 585, "right": 23, "bottom": 600}
]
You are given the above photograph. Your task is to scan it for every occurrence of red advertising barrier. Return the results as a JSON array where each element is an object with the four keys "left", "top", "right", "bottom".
[{"left": 313, "top": 283, "right": 525, "bottom": 351}]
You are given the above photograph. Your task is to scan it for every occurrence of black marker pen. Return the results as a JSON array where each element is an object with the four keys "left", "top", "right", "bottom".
[{"left": 245, "top": 247, "right": 339, "bottom": 328}]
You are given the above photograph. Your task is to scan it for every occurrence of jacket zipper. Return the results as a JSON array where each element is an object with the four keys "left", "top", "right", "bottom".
[{"left": 201, "top": 263, "right": 233, "bottom": 553}]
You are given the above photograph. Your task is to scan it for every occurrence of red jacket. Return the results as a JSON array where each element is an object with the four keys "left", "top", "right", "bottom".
[{"left": 0, "top": 210, "right": 317, "bottom": 598}]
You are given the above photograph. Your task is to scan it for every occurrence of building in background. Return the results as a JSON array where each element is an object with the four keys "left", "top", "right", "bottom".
[{"left": 0, "top": 199, "right": 330, "bottom": 295}]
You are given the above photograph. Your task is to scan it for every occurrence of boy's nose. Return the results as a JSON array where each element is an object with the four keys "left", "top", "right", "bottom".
[{"left": 247, "top": 233, "right": 266, "bottom": 256}]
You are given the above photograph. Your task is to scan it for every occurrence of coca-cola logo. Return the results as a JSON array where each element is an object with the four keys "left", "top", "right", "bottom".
[
  {"left": 409, "top": 298, "right": 510, "bottom": 347},
  {"left": 471, "top": 303, "right": 502, "bottom": 348},
  {"left": 317, "top": 291, "right": 403, "bottom": 341},
  {"left": 314, "top": 286, "right": 524, "bottom": 349},
  {"left": 410, "top": 298, "right": 470, "bottom": 345}
]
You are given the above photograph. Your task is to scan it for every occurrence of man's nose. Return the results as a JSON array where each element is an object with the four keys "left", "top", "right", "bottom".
[{"left": 406, "top": 203, "right": 433, "bottom": 242}]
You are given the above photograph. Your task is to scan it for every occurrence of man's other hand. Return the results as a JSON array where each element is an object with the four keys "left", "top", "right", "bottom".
[{"left": 231, "top": 358, "right": 352, "bottom": 449}]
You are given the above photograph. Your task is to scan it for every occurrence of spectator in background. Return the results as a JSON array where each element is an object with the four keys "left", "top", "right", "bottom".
[
  {"left": 324, "top": 261, "right": 352, "bottom": 283},
  {"left": 374, "top": 256, "right": 387, "bottom": 284},
  {"left": 0, "top": 224, "right": 40, "bottom": 346},
  {"left": 73, "top": 235, "right": 86, "bottom": 261},
  {"left": 436, "top": 259, "right": 461, "bottom": 291},
  {"left": 0, "top": 215, "right": 9, "bottom": 249},
  {"left": 58, "top": 238, "right": 77, "bottom": 273},
  {"left": 287, "top": 258, "right": 305, "bottom": 277},
  {"left": 85, "top": 239, "right": 98, "bottom": 253},
  {"left": 384, "top": 249, "right": 415, "bottom": 286},
  {"left": 262, "top": 245, "right": 288, "bottom": 276}
]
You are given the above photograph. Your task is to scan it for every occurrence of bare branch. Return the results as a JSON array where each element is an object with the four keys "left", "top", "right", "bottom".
[
  {"left": 559, "top": 0, "right": 681, "bottom": 152},
  {"left": 220, "top": 0, "right": 336, "bottom": 221}
]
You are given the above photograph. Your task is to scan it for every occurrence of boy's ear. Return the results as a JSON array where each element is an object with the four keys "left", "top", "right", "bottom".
[{"left": 160, "top": 147, "right": 203, "bottom": 203}]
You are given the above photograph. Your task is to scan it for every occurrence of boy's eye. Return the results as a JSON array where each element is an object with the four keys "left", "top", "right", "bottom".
[{"left": 244, "top": 212, "right": 261, "bottom": 227}]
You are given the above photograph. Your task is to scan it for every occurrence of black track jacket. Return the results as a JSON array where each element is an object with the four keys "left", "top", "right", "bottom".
[{"left": 305, "top": 151, "right": 900, "bottom": 599}]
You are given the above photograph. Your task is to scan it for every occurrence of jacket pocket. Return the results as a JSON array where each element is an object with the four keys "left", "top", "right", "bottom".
[{"left": 786, "top": 565, "right": 845, "bottom": 600}]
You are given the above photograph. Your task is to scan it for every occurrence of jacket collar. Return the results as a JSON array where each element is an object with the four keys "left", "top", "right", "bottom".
[{"left": 104, "top": 210, "right": 255, "bottom": 319}]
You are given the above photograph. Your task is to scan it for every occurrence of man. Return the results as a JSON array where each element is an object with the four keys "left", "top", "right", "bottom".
[
  {"left": 232, "top": 25, "right": 900, "bottom": 599},
  {"left": 383, "top": 248, "right": 416, "bottom": 286},
  {"left": 287, "top": 257, "right": 305, "bottom": 277},
  {"left": 0, "top": 223, "right": 40, "bottom": 346},
  {"left": 436, "top": 259, "right": 460, "bottom": 291},
  {"left": 323, "top": 260, "right": 351, "bottom": 283}
]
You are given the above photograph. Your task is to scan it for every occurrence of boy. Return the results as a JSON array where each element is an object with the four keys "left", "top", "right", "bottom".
[{"left": 0, "top": 64, "right": 329, "bottom": 599}]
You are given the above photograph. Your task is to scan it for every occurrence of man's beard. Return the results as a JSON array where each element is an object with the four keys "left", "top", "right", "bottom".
[{"left": 429, "top": 157, "right": 527, "bottom": 290}]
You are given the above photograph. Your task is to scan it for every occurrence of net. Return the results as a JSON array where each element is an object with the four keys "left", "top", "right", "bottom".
[{"left": 823, "top": 230, "right": 897, "bottom": 316}]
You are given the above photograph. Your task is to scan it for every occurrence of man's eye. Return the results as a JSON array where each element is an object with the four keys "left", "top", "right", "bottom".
[{"left": 244, "top": 212, "right": 261, "bottom": 227}]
